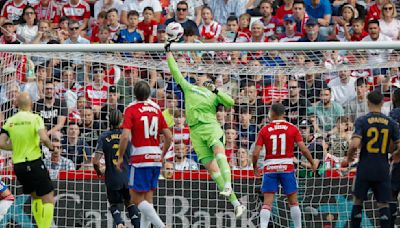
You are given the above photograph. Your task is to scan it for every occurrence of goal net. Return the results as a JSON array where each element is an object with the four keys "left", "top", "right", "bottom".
[{"left": 0, "top": 43, "right": 399, "bottom": 227}]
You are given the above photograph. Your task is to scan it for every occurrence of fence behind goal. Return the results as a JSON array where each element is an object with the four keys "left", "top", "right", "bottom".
[{"left": 0, "top": 43, "right": 400, "bottom": 227}]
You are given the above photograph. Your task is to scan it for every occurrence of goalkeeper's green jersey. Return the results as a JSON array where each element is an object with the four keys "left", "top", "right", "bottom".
[{"left": 167, "top": 56, "right": 234, "bottom": 127}]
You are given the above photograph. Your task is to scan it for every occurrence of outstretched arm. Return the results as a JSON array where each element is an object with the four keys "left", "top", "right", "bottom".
[
  {"left": 166, "top": 52, "right": 193, "bottom": 92},
  {"left": 216, "top": 90, "right": 235, "bottom": 108}
]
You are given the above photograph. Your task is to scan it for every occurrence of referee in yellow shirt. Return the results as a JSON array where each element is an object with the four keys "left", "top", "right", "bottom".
[{"left": 0, "top": 92, "right": 55, "bottom": 228}]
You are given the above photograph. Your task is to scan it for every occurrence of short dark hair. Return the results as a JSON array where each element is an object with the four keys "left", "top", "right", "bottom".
[
  {"left": 107, "top": 8, "right": 118, "bottom": 15},
  {"left": 259, "top": 0, "right": 273, "bottom": 8},
  {"left": 134, "top": 81, "right": 151, "bottom": 101},
  {"left": 355, "top": 77, "right": 368, "bottom": 87},
  {"left": 393, "top": 88, "right": 400, "bottom": 108},
  {"left": 368, "top": 19, "right": 380, "bottom": 27},
  {"left": 109, "top": 109, "right": 122, "bottom": 129},
  {"left": 227, "top": 15, "right": 238, "bottom": 24},
  {"left": 184, "top": 26, "right": 197, "bottom": 36},
  {"left": 352, "top": 17, "right": 364, "bottom": 25},
  {"left": 271, "top": 103, "right": 285, "bottom": 116},
  {"left": 127, "top": 10, "right": 139, "bottom": 18},
  {"left": 177, "top": 1, "right": 188, "bottom": 8},
  {"left": 293, "top": 0, "right": 305, "bottom": 7},
  {"left": 143, "top": 6, "right": 154, "bottom": 13},
  {"left": 367, "top": 90, "right": 384, "bottom": 105},
  {"left": 239, "top": 106, "right": 251, "bottom": 114}
]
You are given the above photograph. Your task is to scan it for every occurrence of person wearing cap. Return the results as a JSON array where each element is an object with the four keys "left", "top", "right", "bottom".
[
  {"left": 100, "top": 86, "right": 125, "bottom": 125},
  {"left": 0, "top": 20, "right": 20, "bottom": 44},
  {"left": 117, "top": 66, "right": 140, "bottom": 106},
  {"left": 279, "top": 14, "right": 304, "bottom": 42},
  {"left": 156, "top": 24, "right": 168, "bottom": 43},
  {"left": 298, "top": 18, "right": 327, "bottom": 42},
  {"left": 165, "top": 1, "right": 199, "bottom": 38}
]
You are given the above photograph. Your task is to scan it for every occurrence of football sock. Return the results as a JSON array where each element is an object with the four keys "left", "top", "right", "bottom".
[
  {"left": 215, "top": 153, "right": 232, "bottom": 189},
  {"left": 389, "top": 202, "right": 397, "bottom": 228},
  {"left": 260, "top": 205, "right": 271, "bottom": 228},
  {"left": 42, "top": 203, "right": 54, "bottom": 228},
  {"left": 211, "top": 171, "right": 239, "bottom": 206},
  {"left": 32, "top": 198, "right": 43, "bottom": 227},
  {"left": 379, "top": 207, "right": 391, "bottom": 228},
  {"left": 127, "top": 204, "right": 140, "bottom": 227},
  {"left": 351, "top": 205, "right": 362, "bottom": 228},
  {"left": 138, "top": 200, "right": 165, "bottom": 228},
  {"left": 109, "top": 204, "right": 124, "bottom": 226},
  {"left": 140, "top": 214, "right": 151, "bottom": 228},
  {"left": 290, "top": 205, "right": 302, "bottom": 228}
]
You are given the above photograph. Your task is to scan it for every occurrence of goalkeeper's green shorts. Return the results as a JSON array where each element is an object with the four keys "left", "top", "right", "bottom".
[{"left": 190, "top": 123, "right": 225, "bottom": 165}]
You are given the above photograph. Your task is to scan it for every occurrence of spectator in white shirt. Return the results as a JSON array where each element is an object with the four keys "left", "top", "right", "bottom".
[
  {"left": 173, "top": 142, "right": 199, "bottom": 171},
  {"left": 168, "top": 0, "right": 203, "bottom": 25},
  {"left": 16, "top": 6, "right": 38, "bottom": 43},
  {"left": 120, "top": 0, "right": 162, "bottom": 24},
  {"left": 328, "top": 70, "right": 356, "bottom": 105},
  {"left": 378, "top": 2, "right": 400, "bottom": 40},
  {"left": 63, "top": 20, "right": 90, "bottom": 44},
  {"left": 94, "top": 0, "right": 123, "bottom": 20},
  {"left": 198, "top": 6, "right": 222, "bottom": 43},
  {"left": 362, "top": 19, "right": 392, "bottom": 66},
  {"left": 207, "top": 0, "right": 247, "bottom": 25}
]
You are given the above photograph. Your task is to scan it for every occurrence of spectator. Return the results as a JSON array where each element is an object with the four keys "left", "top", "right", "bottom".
[
  {"left": 181, "top": 27, "right": 203, "bottom": 63},
  {"left": 378, "top": 1, "right": 400, "bottom": 41},
  {"left": 117, "top": 66, "right": 139, "bottom": 106},
  {"left": 161, "top": 161, "right": 174, "bottom": 179},
  {"left": 114, "top": 10, "right": 144, "bottom": 43},
  {"left": 219, "top": 16, "right": 249, "bottom": 43},
  {"left": 97, "top": 26, "right": 113, "bottom": 44},
  {"left": 168, "top": 0, "right": 203, "bottom": 25},
  {"left": 78, "top": 108, "right": 104, "bottom": 149},
  {"left": 162, "top": 93, "right": 178, "bottom": 127},
  {"left": 0, "top": 20, "right": 20, "bottom": 44},
  {"left": 365, "top": 0, "right": 387, "bottom": 23},
  {"left": 33, "top": 0, "right": 60, "bottom": 27},
  {"left": 237, "top": 80, "right": 266, "bottom": 125},
  {"left": 55, "top": 66, "right": 84, "bottom": 108},
  {"left": 43, "top": 137, "right": 75, "bottom": 179},
  {"left": 262, "top": 71, "right": 288, "bottom": 104},
  {"left": 249, "top": 20, "right": 268, "bottom": 42},
  {"left": 172, "top": 109, "right": 190, "bottom": 145},
  {"left": 100, "top": 86, "right": 124, "bottom": 124},
  {"left": 238, "top": 13, "right": 251, "bottom": 37},
  {"left": 276, "top": 0, "right": 294, "bottom": 20},
  {"left": 32, "top": 20, "right": 56, "bottom": 44},
  {"left": 304, "top": 0, "right": 332, "bottom": 27},
  {"left": 120, "top": 0, "right": 162, "bottom": 24},
  {"left": 0, "top": 0, "right": 28, "bottom": 25},
  {"left": 166, "top": 1, "right": 199, "bottom": 38},
  {"left": 16, "top": 6, "right": 38, "bottom": 44},
  {"left": 258, "top": 0, "right": 281, "bottom": 37},
  {"left": 293, "top": 0, "right": 309, "bottom": 34},
  {"left": 279, "top": 14, "right": 303, "bottom": 42},
  {"left": 156, "top": 24, "right": 168, "bottom": 43},
  {"left": 328, "top": 70, "right": 357, "bottom": 105},
  {"left": 238, "top": 106, "right": 258, "bottom": 149},
  {"left": 299, "top": 119, "right": 316, "bottom": 144},
  {"left": 107, "top": 8, "right": 124, "bottom": 40},
  {"left": 34, "top": 80, "right": 68, "bottom": 135},
  {"left": 345, "top": 17, "right": 367, "bottom": 41},
  {"left": 138, "top": 7, "right": 158, "bottom": 43},
  {"left": 1, "top": 82, "right": 20, "bottom": 120},
  {"left": 85, "top": 64, "right": 108, "bottom": 110},
  {"left": 282, "top": 79, "right": 311, "bottom": 125},
  {"left": 328, "top": 116, "right": 352, "bottom": 158},
  {"left": 198, "top": 6, "right": 221, "bottom": 43},
  {"left": 343, "top": 77, "right": 369, "bottom": 120},
  {"left": 225, "top": 124, "right": 238, "bottom": 165},
  {"left": 93, "top": 0, "right": 123, "bottom": 20},
  {"left": 90, "top": 11, "right": 108, "bottom": 43},
  {"left": 62, "top": 123, "right": 91, "bottom": 169},
  {"left": 332, "top": 4, "right": 358, "bottom": 41},
  {"left": 232, "top": 147, "right": 253, "bottom": 170},
  {"left": 362, "top": 20, "right": 392, "bottom": 65},
  {"left": 173, "top": 143, "right": 198, "bottom": 170},
  {"left": 298, "top": 18, "right": 327, "bottom": 42},
  {"left": 57, "top": 16, "right": 70, "bottom": 41},
  {"left": 61, "top": 0, "right": 91, "bottom": 32},
  {"left": 307, "top": 87, "right": 344, "bottom": 132},
  {"left": 63, "top": 20, "right": 90, "bottom": 44},
  {"left": 206, "top": 0, "right": 247, "bottom": 25}
]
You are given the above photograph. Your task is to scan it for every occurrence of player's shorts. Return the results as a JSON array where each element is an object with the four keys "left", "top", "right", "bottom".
[
  {"left": 106, "top": 186, "right": 130, "bottom": 204},
  {"left": 353, "top": 176, "right": 392, "bottom": 202},
  {"left": 13, "top": 159, "right": 54, "bottom": 196},
  {"left": 261, "top": 172, "right": 298, "bottom": 195},
  {"left": 391, "top": 163, "right": 400, "bottom": 192},
  {"left": 189, "top": 123, "right": 225, "bottom": 164},
  {"left": 0, "top": 180, "right": 7, "bottom": 193},
  {"left": 128, "top": 166, "right": 160, "bottom": 192}
]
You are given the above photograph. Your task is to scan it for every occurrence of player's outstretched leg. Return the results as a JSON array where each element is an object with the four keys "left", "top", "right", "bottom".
[
  {"left": 213, "top": 145, "right": 233, "bottom": 196},
  {"left": 109, "top": 204, "right": 125, "bottom": 228},
  {"left": 126, "top": 204, "right": 140, "bottom": 227}
]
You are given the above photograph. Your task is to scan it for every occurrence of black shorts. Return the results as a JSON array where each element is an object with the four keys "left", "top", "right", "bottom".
[
  {"left": 106, "top": 186, "right": 130, "bottom": 204},
  {"left": 353, "top": 176, "right": 392, "bottom": 203},
  {"left": 13, "top": 159, "right": 54, "bottom": 196}
]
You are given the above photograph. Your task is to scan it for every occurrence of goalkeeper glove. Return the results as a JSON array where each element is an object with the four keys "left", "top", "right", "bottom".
[
  {"left": 203, "top": 81, "right": 218, "bottom": 94},
  {"left": 164, "top": 42, "right": 172, "bottom": 52}
]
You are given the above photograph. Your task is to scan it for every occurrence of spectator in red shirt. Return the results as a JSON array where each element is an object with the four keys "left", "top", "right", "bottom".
[
  {"left": 345, "top": 17, "right": 368, "bottom": 41},
  {"left": 85, "top": 64, "right": 108, "bottom": 111},
  {"left": 0, "top": 0, "right": 28, "bottom": 25},
  {"left": 238, "top": 13, "right": 251, "bottom": 37},
  {"left": 262, "top": 71, "right": 289, "bottom": 104},
  {"left": 225, "top": 125, "right": 238, "bottom": 166},
  {"left": 138, "top": 6, "right": 158, "bottom": 43},
  {"left": 90, "top": 11, "right": 108, "bottom": 43},
  {"left": 61, "top": 0, "right": 91, "bottom": 32},
  {"left": 276, "top": 0, "right": 294, "bottom": 20},
  {"left": 33, "top": 0, "right": 60, "bottom": 28}
]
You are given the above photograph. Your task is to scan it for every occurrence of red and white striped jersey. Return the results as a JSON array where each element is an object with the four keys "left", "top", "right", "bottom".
[
  {"left": 256, "top": 120, "right": 303, "bottom": 173},
  {"left": 199, "top": 21, "right": 222, "bottom": 40},
  {"left": 279, "top": 32, "right": 303, "bottom": 42},
  {"left": 0, "top": 0, "right": 28, "bottom": 21},
  {"left": 55, "top": 82, "right": 84, "bottom": 100},
  {"left": 121, "top": 100, "right": 168, "bottom": 168},
  {"left": 262, "top": 84, "right": 288, "bottom": 103},
  {"left": 259, "top": 17, "right": 282, "bottom": 37},
  {"left": 61, "top": 0, "right": 90, "bottom": 24},
  {"left": 173, "top": 126, "right": 190, "bottom": 145},
  {"left": 84, "top": 84, "right": 108, "bottom": 106},
  {"left": 33, "top": 0, "right": 60, "bottom": 23}
]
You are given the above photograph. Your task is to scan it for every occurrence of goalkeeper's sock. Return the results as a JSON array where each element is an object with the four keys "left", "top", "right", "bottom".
[
  {"left": 229, "top": 194, "right": 240, "bottom": 207},
  {"left": 32, "top": 198, "right": 43, "bottom": 227},
  {"left": 127, "top": 204, "right": 140, "bottom": 227},
  {"left": 211, "top": 171, "right": 225, "bottom": 192},
  {"left": 138, "top": 200, "right": 165, "bottom": 228},
  {"left": 351, "top": 205, "right": 363, "bottom": 228},
  {"left": 290, "top": 205, "right": 302, "bottom": 228},
  {"left": 42, "top": 203, "right": 54, "bottom": 228},
  {"left": 109, "top": 204, "right": 124, "bottom": 227},
  {"left": 260, "top": 205, "right": 271, "bottom": 228},
  {"left": 215, "top": 153, "right": 232, "bottom": 188},
  {"left": 389, "top": 202, "right": 398, "bottom": 228},
  {"left": 379, "top": 207, "right": 391, "bottom": 228}
]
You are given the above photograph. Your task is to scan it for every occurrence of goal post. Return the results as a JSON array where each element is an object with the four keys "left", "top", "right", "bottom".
[{"left": 0, "top": 42, "right": 399, "bottom": 227}]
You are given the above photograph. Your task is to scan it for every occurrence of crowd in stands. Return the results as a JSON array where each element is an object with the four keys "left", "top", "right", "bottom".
[{"left": 0, "top": 0, "right": 400, "bottom": 179}]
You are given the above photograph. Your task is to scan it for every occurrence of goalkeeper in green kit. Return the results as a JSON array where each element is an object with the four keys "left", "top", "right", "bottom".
[{"left": 165, "top": 44, "right": 247, "bottom": 218}]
